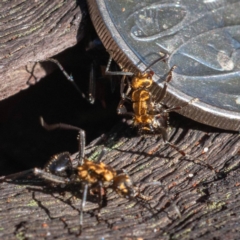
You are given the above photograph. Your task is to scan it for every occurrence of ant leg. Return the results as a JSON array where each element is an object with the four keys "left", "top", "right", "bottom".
[
  {"left": 106, "top": 51, "right": 168, "bottom": 76},
  {"left": 108, "top": 62, "right": 119, "bottom": 93},
  {"left": 152, "top": 181, "right": 181, "bottom": 218},
  {"left": 1, "top": 168, "right": 68, "bottom": 184},
  {"left": 161, "top": 128, "right": 214, "bottom": 170},
  {"left": 143, "top": 53, "right": 169, "bottom": 72},
  {"left": 120, "top": 75, "right": 126, "bottom": 99},
  {"left": 185, "top": 156, "right": 215, "bottom": 171},
  {"left": 40, "top": 117, "right": 83, "bottom": 132},
  {"left": 136, "top": 191, "right": 153, "bottom": 201},
  {"left": 165, "top": 141, "right": 186, "bottom": 157},
  {"left": 159, "top": 127, "right": 186, "bottom": 156},
  {"left": 158, "top": 66, "right": 177, "bottom": 102},
  {"left": 164, "top": 98, "right": 199, "bottom": 113},
  {"left": 40, "top": 117, "right": 86, "bottom": 165},
  {"left": 78, "top": 130, "right": 86, "bottom": 166},
  {"left": 86, "top": 134, "right": 106, "bottom": 149},
  {"left": 97, "top": 181, "right": 104, "bottom": 210},
  {"left": 149, "top": 123, "right": 156, "bottom": 133},
  {"left": 117, "top": 99, "right": 134, "bottom": 116},
  {"left": 120, "top": 76, "right": 132, "bottom": 100},
  {"left": 105, "top": 51, "right": 133, "bottom": 76},
  {"left": 96, "top": 148, "right": 107, "bottom": 163},
  {"left": 160, "top": 127, "right": 214, "bottom": 171},
  {"left": 1, "top": 169, "right": 37, "bottom": 182},
  {"left": 33, "top": 168, "right": 70, "bottom": 184},
  {"left": 42, "top": 58, "right": 87, "bottom": 100},
  {"left": 88, "top": 61, "right": 96, "bottom": 104},
  {"left": 44, "top": 58, "right": 74, "bottom": 82},
  {"left": 165, "top": 140, "right": 214, "bottom": 171},
  {"left": 138, "top": 123, "right": 155, "bottom": 134},
  {"left": 141, "top": 180, "right": 181, "bottom": 218},
  {"left": 79, "top": 183, "right": 88, "bottom": 234}
]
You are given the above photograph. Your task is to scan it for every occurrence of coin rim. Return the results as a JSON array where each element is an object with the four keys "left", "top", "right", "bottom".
[{"left": 87, "top": 0, "right": 240, "bottom": 131}]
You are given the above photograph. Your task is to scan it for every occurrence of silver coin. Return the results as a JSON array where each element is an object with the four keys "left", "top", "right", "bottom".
[{"left": 88, "top": 0, "right": 240, "bottom": 131}]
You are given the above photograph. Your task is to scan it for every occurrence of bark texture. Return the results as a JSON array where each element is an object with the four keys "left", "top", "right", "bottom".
[
  {"left": 0, "top": 0, "right": 86, "bottom": 100},
  {"left": 1, "top": 1, "right": 240, "bottom": 239},
  {"left": 1, "top": 118, "right": 239, "bottom": 239}
]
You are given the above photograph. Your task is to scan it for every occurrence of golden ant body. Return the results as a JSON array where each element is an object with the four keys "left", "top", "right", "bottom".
[{"left": 105, "top": 53, "right": 197, "bottom": 150}]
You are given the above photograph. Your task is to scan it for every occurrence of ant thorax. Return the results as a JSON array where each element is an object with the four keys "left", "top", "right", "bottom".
[
  {"left": 77, "top": 159, "right": 117, "bottom": 184},
  {"left": 132, "top": 89, "right": 151, "bottom": 116}
]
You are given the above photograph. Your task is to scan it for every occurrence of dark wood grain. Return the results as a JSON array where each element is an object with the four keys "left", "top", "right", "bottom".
[
  {"left": 1, "top": 118, "right": 239, "bottom": 239},
  {"left": 0, "top": 0, "right": 86, "bottom": 100},
  {"left": 1, "top": 1, "right": 240, "bottom": 239}
]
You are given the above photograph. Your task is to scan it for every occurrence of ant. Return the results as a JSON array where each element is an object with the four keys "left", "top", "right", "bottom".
[
  {"left": 105, "top": 52, "right": 198, "bottom": 156},
  {"left": 1, "top": 118, "right": 152, "bottom": 235},
  {"left": 40, "top": 53, "right": 212, "bottom": 169}
]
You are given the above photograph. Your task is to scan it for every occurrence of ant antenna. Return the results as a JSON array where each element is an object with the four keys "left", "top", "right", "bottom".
[{"left": 143, "top": 53, "right": 169, "bottom": 73}]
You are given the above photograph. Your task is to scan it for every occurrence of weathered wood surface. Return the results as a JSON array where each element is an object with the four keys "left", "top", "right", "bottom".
[
  {"left": 1, "top": 1, "right": 240, "bottom": 239},
  {"left": 1, "top": 118, "right": 239, "bottom": 239},
  {"left": 0, "top": 0, "right": 86, "bottom": 101}
]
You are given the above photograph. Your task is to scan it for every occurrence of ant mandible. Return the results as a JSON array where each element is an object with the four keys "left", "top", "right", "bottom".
[{"left": 1, "top": 118, "right": 152, "bottom": 234}]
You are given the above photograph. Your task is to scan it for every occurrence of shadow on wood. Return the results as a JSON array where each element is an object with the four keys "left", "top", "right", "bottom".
[{"left": 1, "top": 119, "right": 240, "bottom": 239}]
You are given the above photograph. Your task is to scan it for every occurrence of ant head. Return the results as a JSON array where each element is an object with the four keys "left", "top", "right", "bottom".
[
  {"left": 131, "top": 72, "right": 153, "bottom": 89},
  {"left": 112, "top": 174, "right": 138, "bottom": 199},
  {"left": 141, "top": 70, "right": 154, "bottom": 79}
]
